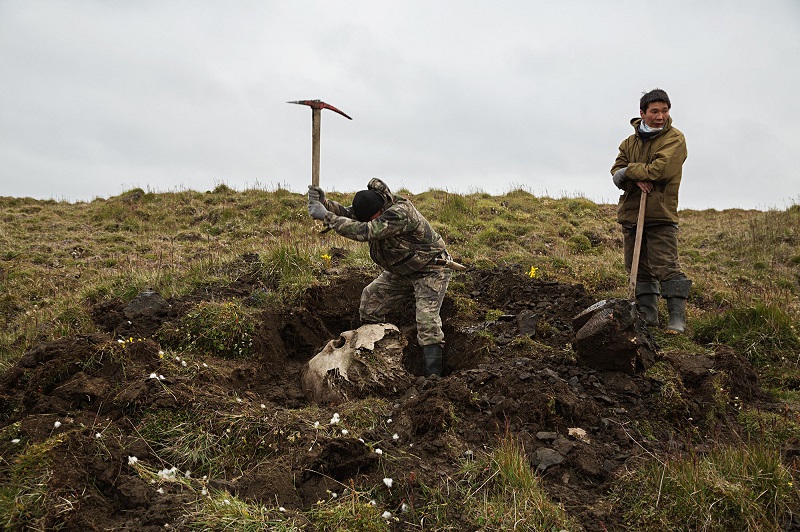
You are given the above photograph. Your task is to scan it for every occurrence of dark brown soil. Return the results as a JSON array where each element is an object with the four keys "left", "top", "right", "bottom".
[{"left": 0, "top": 264, "right": 786, "bottom": 530}]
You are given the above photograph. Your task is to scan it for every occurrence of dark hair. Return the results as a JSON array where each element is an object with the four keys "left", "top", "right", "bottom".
[
  {"left": 352, "top": 189, "right": 384, "bottom": 222},
  {"left": 640, "top": 88, "right": 671, "bottom": 112}
]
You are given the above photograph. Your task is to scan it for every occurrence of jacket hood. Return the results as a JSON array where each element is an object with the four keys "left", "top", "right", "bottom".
[{"left": 631, "top": 115, "right": 673, "bottom": 138}]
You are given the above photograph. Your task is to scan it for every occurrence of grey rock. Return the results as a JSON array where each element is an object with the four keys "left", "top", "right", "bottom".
[{"left": 534, "top": 448, "right": 564, "bottom": 471}]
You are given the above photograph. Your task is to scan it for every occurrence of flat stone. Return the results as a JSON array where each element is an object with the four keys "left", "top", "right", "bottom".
[
  {"left": 552, "top": 435, "right": 576, "bottom": 455},
  {"left": 535, "top": 448, "right": 564, "bottom": 472}
]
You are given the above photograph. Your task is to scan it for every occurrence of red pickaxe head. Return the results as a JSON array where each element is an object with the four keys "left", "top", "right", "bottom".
[
  {"left": 287, "top": 99, "right": 353, "bottom": 120},
  {"left": 288, "top": 99, "right": 352, "bottom": 187}
]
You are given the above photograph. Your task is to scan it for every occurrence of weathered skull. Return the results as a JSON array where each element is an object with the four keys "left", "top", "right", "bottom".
[{"left": 301, "top": 323, "right": 412, "bottom": 405}]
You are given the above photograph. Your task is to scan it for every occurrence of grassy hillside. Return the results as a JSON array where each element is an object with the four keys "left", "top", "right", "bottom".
[{"left": 2, "top": 186, "right": 798, "bottom": 367}]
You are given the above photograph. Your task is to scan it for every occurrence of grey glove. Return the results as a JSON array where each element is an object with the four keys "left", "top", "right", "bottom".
[
  {"left": 367, "top": 177, "right": 390, "bottom": 194},
  {"left": 612, "top": 167, "right": 628, "bottom": 189},
  {"left": 308, "top": 200, "right": 329, "bottom": 221},
  {"left": 308, "top": 185, "right": 326, "bottom": 204}
]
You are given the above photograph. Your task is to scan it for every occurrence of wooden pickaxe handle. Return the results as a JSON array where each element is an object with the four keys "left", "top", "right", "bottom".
[{"left": 312, "top": 108, "right": 320, "bottom": 187}]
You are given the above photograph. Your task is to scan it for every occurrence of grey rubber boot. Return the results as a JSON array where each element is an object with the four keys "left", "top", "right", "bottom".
[
  {"left": 661, "top": 279, "right": 692, "bottom": 333},
  {"left": 422, "top": 345, "right": 443, "bottom": 377},
  {"left": 635, "top": 281, "right": 661, "bottom": 326}
]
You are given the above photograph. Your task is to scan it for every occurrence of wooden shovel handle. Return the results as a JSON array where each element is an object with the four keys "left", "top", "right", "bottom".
[{"left": 628, "top": 191, "right": 647, "bottom": 300}]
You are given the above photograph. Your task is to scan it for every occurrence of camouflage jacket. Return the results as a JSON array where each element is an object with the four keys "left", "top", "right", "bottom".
[
  {"left": 611, "top": 116, "right": 687, "bottom": 225},
  {"left": 321, "top": 178, "right": 447, "bottom": 275}
]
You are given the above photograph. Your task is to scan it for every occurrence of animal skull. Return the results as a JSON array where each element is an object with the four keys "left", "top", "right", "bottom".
[{"left": 301, "top": 323, "right": 411, "bottom": 404}]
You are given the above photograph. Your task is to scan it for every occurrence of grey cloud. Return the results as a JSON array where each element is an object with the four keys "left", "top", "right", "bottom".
[{"left": 0, "top": 1, "right": 798, "bottom": 208}]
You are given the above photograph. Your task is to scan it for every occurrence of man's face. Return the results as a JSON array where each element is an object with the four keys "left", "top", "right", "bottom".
[{"left": 640, "top": 102, "right": 670, "bottom": 129}]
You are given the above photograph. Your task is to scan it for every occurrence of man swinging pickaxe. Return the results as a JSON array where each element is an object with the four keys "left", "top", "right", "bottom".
[{"left": 287, "top": 99, "right": 352, "bottom": 187}]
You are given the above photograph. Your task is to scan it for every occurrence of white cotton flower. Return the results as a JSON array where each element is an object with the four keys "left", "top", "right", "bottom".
[
  {"left": 11, "top": 438, "right": 20, "bottom": 444},
  {"left": 156, "top": 487, "right": 164, "bottom": 494},
  {"left": 236, "top": 398, "right": 242, "bottom": 403},
  {"left": 149, "top": 373, "right": 158, "bottom": 379},
  {"left": 383, "top": 477, "right": 393, "bottom": 488},
  {"left": 158, "top": 467, "right": 178, "bottom": 480},
  {"left": 53, "top": 421, "right": 61, "bottom": 428},
  {"left": 392, "top": 433, "right": 399, "bottom": 441},
  {"left": 158, "top": 350, "right": 164, "bottom": 355},
  {"left": 118, "top": 339, "right": 125, "bottom": 344},
  {"left": 202, "top": 363, "right": 208, "bottom": 368},
  {"left": 184, "top": 470, "right": 191, "bottom": 478},
  {"left": 401, "top": 503, "right": 410, "bottom": 513},
  {"left": 279, "top": 507, "right": 286, "bottom": 512},
  {"left": 369, "top": 499, "right": 377, "bottom": 506},
  {"left": 386, "top": 418, "right": 392, "bottom": 424},
  {"left": 341, "top": 429, "right": 349, "bottom": 435},
  {"left": 95, "top": 432, "right": 102, "bottom": 439},
  {"left": 201, "top": 488, "right": 208, "bottom": 496},
  {"left": 260, "top": 404, "right": 266, "bottom": 409},
  {"left": 382, "top": 511, "right": 392, "bottom": 519},
  {"left": 374, "top": 448, "right": 383, "bottom": 455},
  {"left": 128, "top": 456, "right": 139, "bottom": 465},
  {"left": 181, "top": 360, "right": 187, "bottom": 367},
  {"left": 158, "top": 375, "right": 165, "bottom": 380},
  {"left": 330, "top": 413, "right": 340, "bottom": 424},
  {"left": 223, "top": 499, "right": 230, "bottom": 505},
  {"left": 313, "top": 421, "right": 320, "bottom": 428}
]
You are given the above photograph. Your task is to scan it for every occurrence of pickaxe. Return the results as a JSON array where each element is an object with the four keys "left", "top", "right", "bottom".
[{"left": 287, "top": 99, "right": 352, "bottom": 187}]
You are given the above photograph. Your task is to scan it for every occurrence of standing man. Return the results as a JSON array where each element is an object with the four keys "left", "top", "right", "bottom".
[
  {"left": 307, "top": 178, "right": 452, "bottom": 376},
  {"left": 611, "top": 88, "right": 692, "bottom": 333}
]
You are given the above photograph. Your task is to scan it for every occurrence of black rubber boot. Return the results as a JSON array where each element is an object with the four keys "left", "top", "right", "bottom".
[
  {"left": 635, "top": 281, "right": 661, "bottom": 326},
  {"left": 665, "top": 297, "right": 687, "bottom": 333},
  {"left": 661, "top": 279, "right": 692, "bottom": 334},
  {"left": 422, "top": 345, "right": 443, "bottom": 377}
]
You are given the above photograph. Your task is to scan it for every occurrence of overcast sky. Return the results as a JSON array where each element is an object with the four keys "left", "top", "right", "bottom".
[{"left": 1, "top": 1, "right": 798, "bottom": 210}]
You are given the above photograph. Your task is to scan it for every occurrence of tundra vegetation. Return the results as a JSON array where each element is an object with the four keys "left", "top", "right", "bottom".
[{"left": 1, "top": 184, "right": 799, "bottom": 530}]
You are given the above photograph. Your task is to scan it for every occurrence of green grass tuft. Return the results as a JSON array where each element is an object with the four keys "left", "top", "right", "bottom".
[
  {"left": 693, "top": 303, "right": 800, "bottom": 365},
  {"left": 158, "top": 300, "right": 255, "bottom": 358},
  {"left": 610, "top": 443, "right": 800, "bottom": 531}
]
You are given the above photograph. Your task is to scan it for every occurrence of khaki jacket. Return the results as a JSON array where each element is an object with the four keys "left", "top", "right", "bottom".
[
  {"left": 322, "top": 179, "right": 447, "bottom": 275},
  {"left": 612, "top": 116, "right": 687, "bottom": 225}
]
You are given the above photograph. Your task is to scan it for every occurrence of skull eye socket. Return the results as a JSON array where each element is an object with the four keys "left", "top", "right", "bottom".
[{"left": 333, "top": 336, "right": 347, "bottom": 349}]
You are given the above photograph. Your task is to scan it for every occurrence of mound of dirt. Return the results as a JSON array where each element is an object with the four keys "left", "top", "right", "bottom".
[{"left": 0, "top": 265, "right": 781, "bottom": 530}]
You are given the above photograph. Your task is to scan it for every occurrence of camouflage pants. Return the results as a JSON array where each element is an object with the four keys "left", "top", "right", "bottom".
[
  {"left": 623, "top": 223, "right": 688, "bottom": 283},
  {"left": 360, "top": 268, "right": 451, "bottom": 347}
]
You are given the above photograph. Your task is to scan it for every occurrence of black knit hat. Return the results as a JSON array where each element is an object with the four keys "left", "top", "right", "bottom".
[{"left": 352, "top": 190, "right": 384, "bottom": 221}]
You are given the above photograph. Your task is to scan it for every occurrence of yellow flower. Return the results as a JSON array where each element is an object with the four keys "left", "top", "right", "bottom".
[
  {"left": 528, "top": 265, "right": 539, "bottom": 279},
  {"left": 321, "top": 253, "right": 332, "bottom": 262}
]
